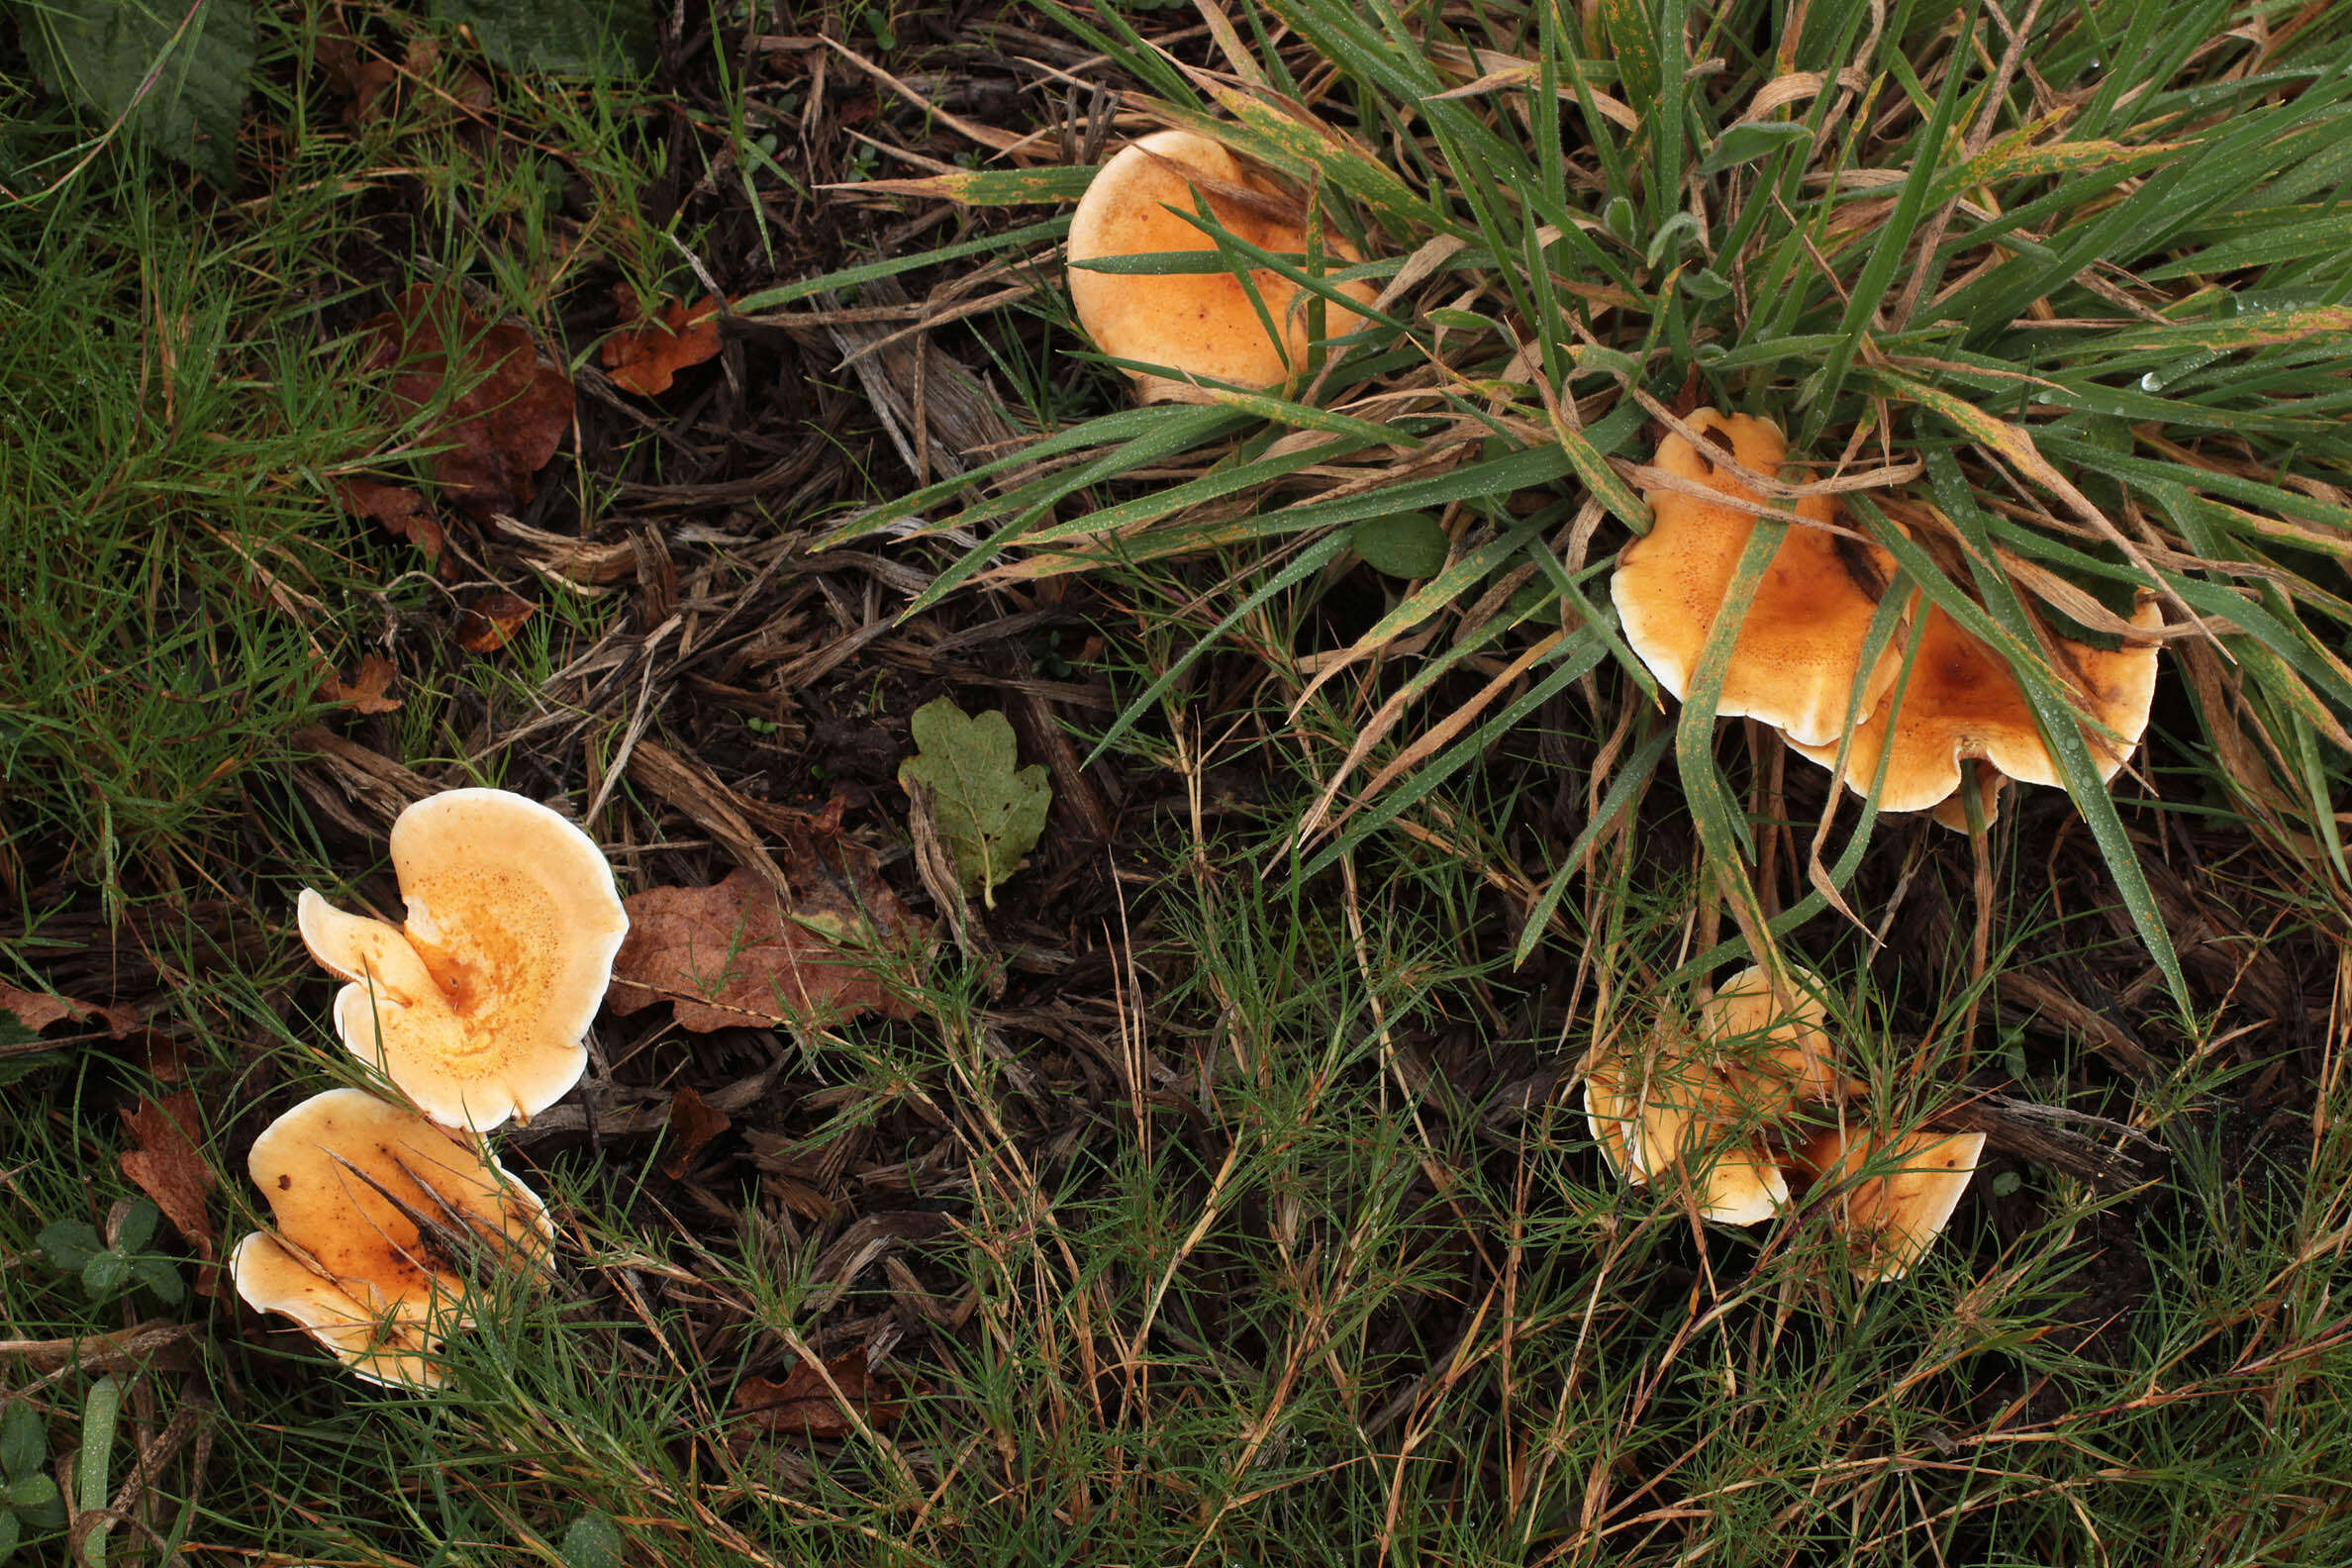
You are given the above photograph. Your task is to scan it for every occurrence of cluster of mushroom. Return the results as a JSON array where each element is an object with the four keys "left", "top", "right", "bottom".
[
  {"left": 1066, "top": 129, "right": 1378, "bottom": 402},
  {"left": 1585, "top": 964, "right": 1984, "bottom": 1283},
  {"left": 1613, "top": 409, "right": 2165, "bottom": 827},
  {"left": 230, "top": 790, "right": 628, "bottom": 1388}
]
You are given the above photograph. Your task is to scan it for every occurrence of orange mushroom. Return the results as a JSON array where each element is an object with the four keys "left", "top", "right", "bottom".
[
  {"left": 1789, "top": 1125, "right": 1987, "bottom": 1284},
  {"left": 1067, "top": 129, "right": 1377, "bottom": 401},
  {"left": 1585, "top": 1014, "right": 1787, "bottom": 1227},
  {"left": 1586, "top": 962, "right": 1869, "bottom": 1227},
  {"left": 1613, "top": 410, "right": 1913, "bottom": 749},
  {"left": 298, "top": 788, "right": 628, "bottom": 1131},
  {"left": 1705, "top": 962, "right": 1864, "bottom": 1108},
  {"left": 229, "top": 1088, "right": 550, "bottom": 1389},
  {"left": 1785, "top": 595, "right": 2165, "bottom": 820}
]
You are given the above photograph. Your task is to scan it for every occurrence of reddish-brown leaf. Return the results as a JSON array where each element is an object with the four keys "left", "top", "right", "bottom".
[
  {"left": 120, "top": 1092, "right": 216, "bottom": 1264},
  {"left": 454, "top": 589, "right": 537, "bottom": 653},
  {"left": 0, "top": 980, "right": 137, "bottom": 1035},
  {"left": 337, "top": 479, "right": 445, "bottom": 562},
  {"left": 729, "top": 1349, "right": 905, "bottom": 1443},
  {"left": 368, "top": 286, "right": 573, "bottom": 519},
  {"left": 602, "top": 293, "right": 728, "bottom": 397},
  {"left": 660, "top": 1086, "right": 732, "bottom": 1179},
  {"left": 609, "top": 829, "right": 929, "bottom": 1031},
  {"left": 321, "top": 654, "right": 402, "bottom": 715}
]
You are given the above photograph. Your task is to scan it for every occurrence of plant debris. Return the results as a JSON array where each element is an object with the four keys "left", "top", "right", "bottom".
[
  {"left": 367, "top": 286, "right": 574, "bottom": 519},
  {"left": 319, "top": 655, "right": 401, "bottom": 714},
  {"left": 602, "top": 291, "right": 728, "bottom": 396},
  {"left": 453, "top": 590, "right": 537, "bottom": 653},
  {"left": 0, "top": 981, "right": 136, "bottom": 1036},
  {"left": 728, "top": 1349, "right": 906, "bottom": 1444},
  {"left": 119, "top": 1092, "right": 217, "bottom": 1269},
  {"left": 609, "top": 851, "right": 929, "bottom": 1031},
  {"left": 335, "top": 478, "right": 445, "bottom": 562}
]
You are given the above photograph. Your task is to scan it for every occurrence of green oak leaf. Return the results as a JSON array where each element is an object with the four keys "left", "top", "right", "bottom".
[{"left": 897, "top": 698, "right": 1051, "bottom": 907}]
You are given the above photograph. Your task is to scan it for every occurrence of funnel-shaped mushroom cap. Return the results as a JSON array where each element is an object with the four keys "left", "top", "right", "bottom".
[
  {"left": 1792, "top": 1125, "right": 1986, "bottom": 1284},
  {"left": 230, "top": 1088, "right": 550, "bottom": 1389},
  {"left": 1704, "top": 963, "right": 1862, "bottom": 1105},
  {"left": 1787, "top": 597, "right": 2164, "bottom": 817},
  {"left": 1584, "top": 1031, "right": 1788, "bottom": 1226},
  {"left": 300, "top": 788, "right": 627, "bottom": 1131},
  {"left": 1068, "top": 129, "right": 1377, "bottom": 401},
  {"left": 1613, "top": 410, "right": 1912, "bottom": 749}
]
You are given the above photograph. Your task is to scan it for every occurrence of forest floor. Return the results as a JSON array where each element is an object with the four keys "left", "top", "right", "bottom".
[{"left": 3, "top": 3, "right": 2350, "bottom": 1565}]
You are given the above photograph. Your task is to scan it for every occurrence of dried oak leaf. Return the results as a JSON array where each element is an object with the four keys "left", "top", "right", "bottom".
[
  {"left": 368, "top": 286, "right": 573, "bottom": 519},
  {"left": 660, "top": 1086, "right": 731, "bottom": 1179},
  {"left": 321, "top": 654, "right": 401, "bottom": 715},
  {"left": 120, "top": 1092, "right": 217, "bottom": 1266},
  {"left": 602, "top": 293, "right": 728, "bottom": 397},
  {"left": 729, "top": 1349, "right": 905, "bottom": 1444},
  {"left": 0, "top": 980, "right": 137, "bottom": 1036},
  {"left": 336, "top": 478, "right": 444, "bottom": 563},
  {"left": 454, "top": 589, "right": 536, "bottom": 653},
  {"left": 610, "top": 821, "right": 929, "bottom": 1031}
]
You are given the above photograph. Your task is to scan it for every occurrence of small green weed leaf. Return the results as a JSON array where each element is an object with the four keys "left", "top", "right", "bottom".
[
  {"left": 433, "top": 0, "right": 653, "bottom": 74},
  {"left": 1644, "top": 212, "right": 1705, "bottom": 268},
  {"left": 0, "top": 1406, "right": 43, "bottom": 1482},
  {"left": 82, "top": 1251, "right": 131, "bottom": 1299},
  {"left": 36, "top": 1221, "right": 101, "bottom": 1273},
  {"left": 899, "top": 700, "right": 1051, "bottom": 904},
  {"left": 114, "top": 1197, "right": 158, "bottom": 1254},
  {"left": 0, "top": 1508, "right": 17, "bottom": 1563},
  {"left": 0, "top": 1053, "right": 62, "bottom": 1090},
  {"left": 75, "top": 1377, "right": 120, "bottom": 1517},
  {"left": 2, "top": 1475, "right": 55, "bottom": 1518},
  {"left": 1701, "top": 120, "right": 1814, "bottom": 173},
  {"left": 559, "top": 1510, "right": 625, "bottom": 1568},
  {"left": 131, "top": 1257, "right": 184, "bottom": 1305},
  {"left": 1602, "top": 195, "right": 1637, "bottom": 245},
  {"left": 1351, "top": 513, "right": 1450, "bottom": 578},
  {"left": 24, "top": 0, "right": 255, "bottom": 181}
]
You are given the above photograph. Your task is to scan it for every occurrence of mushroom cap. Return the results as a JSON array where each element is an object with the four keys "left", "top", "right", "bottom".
[
  {"left": 230, "top": 1088, "right": 550, "bottom": 1389},
  {"left": 1067, "top": 129, "right": 1376, "bottom": 400},
  {"left": 299, "top": 788, "right": 627, "bottom": 1131},
  {"left": 1787, "top": 595, "right": 2165, "bottom": 817},
  {"left": 1704, "top": 963, "right": 1862, "bottom": 1106},
  {"left": 1582, "top": 1051, "right": 1638, "bottom": 1182},
  {"left": 1613, "top": 410, "right": 1912, "bottom": 749},
  {"left": 1584, "top": 1025, "right": 1788, "bottom": 1225},
  {"left": 1791, "top": 1125, "right": 1987, "bottom": 1284}
]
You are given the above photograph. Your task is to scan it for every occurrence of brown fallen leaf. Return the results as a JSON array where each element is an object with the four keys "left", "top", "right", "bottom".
[
  {"left": 454, "top": 589, "right": 537, "bottom": 653},
  {"left": 313, "top": 31, "right": 398, "bottom": 122},
  {"left": 368, "top": 286, "right": 574, "bottom": 519},
  {"left": 120, "top": 1092, "right": 217, "bottom": 1268},
  {"left": 609, "top": 825, "right": 929, "bottom": 1031},
  {"left": 322, "top": 654, "right": 401, "bottom": 715},
  {"left": 0, "top": 980, "right": 137, "bottom": 1036},
  {"left": 660, "top": 1086, "right": 731, "bottom": 1179},
  {"left": 337, "top": 478, "right": 445, "bottom": 563},
  {"left": 729, "top": 1349, "right": 905, "bottom": 1444},
  {"left": 603, "top": 292, "right": 728, "bottom": 397}
]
